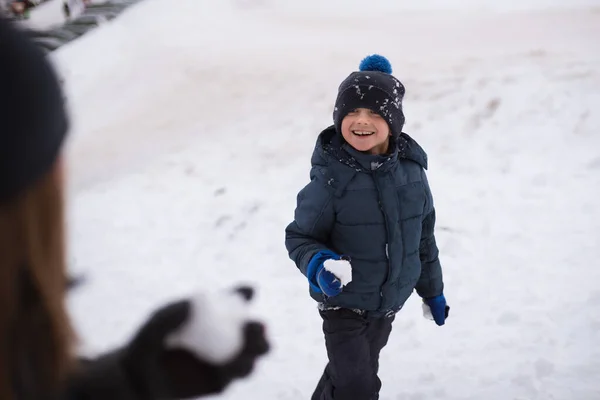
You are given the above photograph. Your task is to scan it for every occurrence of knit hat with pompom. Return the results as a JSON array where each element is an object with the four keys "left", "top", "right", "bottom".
[{"left": 333, "top": 54, "right": 405, "bottom": 137}]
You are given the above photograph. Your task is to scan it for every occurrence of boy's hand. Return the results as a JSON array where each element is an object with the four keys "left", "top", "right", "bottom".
[
  {"left": 307, "top": 251, "right": 352, "bottom": 297},
  {"left": 422, "top": 294, "right": 450, "bottom": 326},
  {"left": 317, "top": 258, "right": 353, "bottom": 297},
  {"left": 317, "top": 267, "right": 343, "bottom": 297}
]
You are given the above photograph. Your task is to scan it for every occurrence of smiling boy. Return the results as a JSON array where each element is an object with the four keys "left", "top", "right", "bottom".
[{"left": 285, "top": 55, "right": 450, "bottom": 400}]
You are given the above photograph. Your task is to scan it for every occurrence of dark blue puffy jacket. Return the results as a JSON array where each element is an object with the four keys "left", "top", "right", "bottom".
[{"left": 285, "top": 126, "right": 444, "bottom": 315}]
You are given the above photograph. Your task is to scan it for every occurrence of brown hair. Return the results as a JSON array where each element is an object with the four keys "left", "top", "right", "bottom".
[{"left": 0, "top": 160, "right": 75, "bottom": 399}]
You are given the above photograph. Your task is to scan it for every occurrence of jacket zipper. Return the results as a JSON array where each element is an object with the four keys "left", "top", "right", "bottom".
[{"left": 376, "top": 181, "right": 392, "bottom": 310}]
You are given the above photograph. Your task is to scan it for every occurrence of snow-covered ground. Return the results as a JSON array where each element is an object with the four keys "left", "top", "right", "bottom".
[{"left": 49, "top": 0, "right": 600, "bottom": 398}]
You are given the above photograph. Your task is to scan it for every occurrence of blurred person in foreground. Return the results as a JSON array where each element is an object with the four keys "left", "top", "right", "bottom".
[{"left": 0, "top": 16, "right": 269, "bottom": 400}]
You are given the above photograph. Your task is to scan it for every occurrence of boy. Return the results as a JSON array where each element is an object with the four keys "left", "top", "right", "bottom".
[{"left": 285, "top": 55, "right": 449, "bottom": 400}]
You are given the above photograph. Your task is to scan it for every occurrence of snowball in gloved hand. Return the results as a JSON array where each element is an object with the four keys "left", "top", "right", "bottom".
[
  {"left": 165, "top": 286, "right": 263, "bottom": 365},
  {"left": 323, "top": 258, "right": 352, "bottom": 286}
]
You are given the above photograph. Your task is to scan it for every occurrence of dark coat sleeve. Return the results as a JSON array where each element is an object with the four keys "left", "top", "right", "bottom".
[
  {"left": 285, "top": 170, "right": 336, "bottom": 279},
  {"left": 62, "top": 351, "right": 142, "bottom": 400},
  {"left": 415, "top": 169, "right": 444, "bottom": 299}
]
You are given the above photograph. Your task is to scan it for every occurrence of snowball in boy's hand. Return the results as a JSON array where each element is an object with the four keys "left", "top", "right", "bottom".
[
  {"left": 323, "top": 259, "right": 352, "bottom": 286},
  {"left": 422, "top": 302, "right": 434, "bottom": 321},
  {"left": 165, "top": 286, "right": 261, "bottom": 365}
]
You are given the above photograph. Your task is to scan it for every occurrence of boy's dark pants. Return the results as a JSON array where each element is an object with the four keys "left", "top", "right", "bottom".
[{"left": 311, "top": 308, "right": 395, "bottom": 400}]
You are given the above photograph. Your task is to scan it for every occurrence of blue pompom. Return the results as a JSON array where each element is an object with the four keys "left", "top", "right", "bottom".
[{"left": 359, "top": 54, "right": 392, "bottom": 74}]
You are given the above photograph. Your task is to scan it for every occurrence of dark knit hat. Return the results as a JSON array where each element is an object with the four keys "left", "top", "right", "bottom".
[
  {"left": 333, "top": 54, "right": 405, "bottom": 137},
  {"left": 0, "top": 17, "right": 68, "bottom": 203}
]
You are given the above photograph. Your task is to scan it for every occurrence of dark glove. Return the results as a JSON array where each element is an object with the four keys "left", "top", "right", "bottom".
[
  {"left": 160, "top": 320, "right": 267, "bottom": 398},
  {"left": 66, "top": 287, "right": 269, "bottom": 399},
  {"left": 423, "top": 293, "right": 450, "bottom": 326}
]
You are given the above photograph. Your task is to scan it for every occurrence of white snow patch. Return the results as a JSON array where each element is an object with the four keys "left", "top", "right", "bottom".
[{"left": 323, "top": 259, "right": 352, "bottom": 287}]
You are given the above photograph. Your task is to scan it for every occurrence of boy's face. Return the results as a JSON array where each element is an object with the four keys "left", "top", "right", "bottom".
[{"left": 340, "top": 108, "right": 391, "bottom": 155}]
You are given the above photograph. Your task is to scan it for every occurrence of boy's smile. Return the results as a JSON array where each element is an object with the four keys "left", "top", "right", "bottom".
[
  {"left": 341, "top": 108, "right": 391, "bottom": 155},
  {"left": 352, "top": 130, "right": 375, "bottom": 136}
]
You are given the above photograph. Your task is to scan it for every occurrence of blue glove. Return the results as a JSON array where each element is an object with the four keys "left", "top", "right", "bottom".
[
  {"left": 316, "top": 268, "right": 342, "bottom": 297},
  {"left": 423, "top": 294, "right": 450, "bottom": 326},
  {"left": 306, "top": 250, "right": 343, "bottom": 297}
]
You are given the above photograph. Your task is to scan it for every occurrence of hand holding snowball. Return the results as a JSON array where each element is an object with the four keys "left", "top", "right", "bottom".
[
  {"left": 308, "top": 250, "right": 353, "bottom": 297},
  {"left": 422, "top": 293, "right": 450, "bottom": 326},
  {"left": 161, "top": 286, "right": 270, "bottom": 397},
  {"left": 99, "top": 286, "right": 269, "bottom": 399}
]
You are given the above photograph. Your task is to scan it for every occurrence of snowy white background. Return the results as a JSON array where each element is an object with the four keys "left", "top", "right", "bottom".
[{"left": 45, "top": 0, "right": 600, "bottom": 398}]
